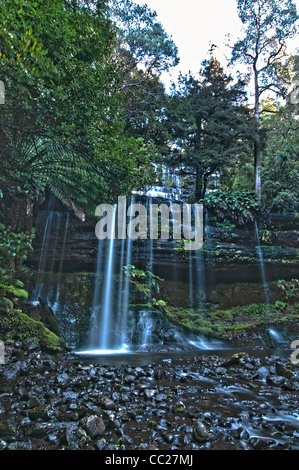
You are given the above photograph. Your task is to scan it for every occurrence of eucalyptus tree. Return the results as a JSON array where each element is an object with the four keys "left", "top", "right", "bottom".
[{"left": 230, "top": 0, "right": 298, "bottom": 198}]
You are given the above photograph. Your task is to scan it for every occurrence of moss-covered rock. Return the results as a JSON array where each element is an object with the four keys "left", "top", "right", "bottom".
[
  {"left": 163, "top": 302, "right": 299, "bottom": 344},
  {"left": 0, "top": 420, "right": 17, "bottom": 438},
  {"left": 0, "top": 307, "right": 63, "bottom": 353}
]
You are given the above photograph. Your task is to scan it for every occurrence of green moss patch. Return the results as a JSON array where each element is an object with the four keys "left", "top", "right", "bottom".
[
  {"left": 164, "top": 302, "right": 299, "bottom": 340},
  {"left": 0, "top": 307, "right": 63, "bottom": 353}
]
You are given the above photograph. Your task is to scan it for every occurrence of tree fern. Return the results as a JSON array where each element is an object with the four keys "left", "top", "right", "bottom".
[{"left": 1, "top": 130, "right": 101, "bottom": 217}]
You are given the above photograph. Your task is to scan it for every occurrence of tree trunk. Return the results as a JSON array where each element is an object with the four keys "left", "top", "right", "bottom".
[
  {"left": 195, "top": 164, "right": 204, "bottom": 200},
  {"left": 254, "top": 65, "right": 262, "bottom": 199}
]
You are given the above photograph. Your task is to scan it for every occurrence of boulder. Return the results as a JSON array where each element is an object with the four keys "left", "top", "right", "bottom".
[{"left": 80, "top": 415, "right": 105, "bottom": 438}]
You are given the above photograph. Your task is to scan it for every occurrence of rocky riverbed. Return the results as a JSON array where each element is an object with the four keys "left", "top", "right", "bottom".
[{"left": 1, "top": 341, "right": 299, "bottom": 451}]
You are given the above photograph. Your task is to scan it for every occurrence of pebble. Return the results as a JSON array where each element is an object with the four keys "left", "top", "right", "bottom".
[{"left": 0, "top": 344, "right": 299, "bottom": 451}]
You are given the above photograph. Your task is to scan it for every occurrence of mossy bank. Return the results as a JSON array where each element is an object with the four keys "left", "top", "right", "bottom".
[{"left": 0, "top": 307, "right": 63, "bottom": 353}]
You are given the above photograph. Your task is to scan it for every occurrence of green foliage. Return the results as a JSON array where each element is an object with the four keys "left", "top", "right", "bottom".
[
  {"left": 109, "top": 0, "right": 179, "bottom": 74},
  {"left": 0, "top": 0, "right": 164, "bottom": 219},
  {"left": 230, "top": 0, "right": 298, "bottom": 197},
  {"left": 0, "top": 284, "right": 28, "bottom": 300},
  {"left": 275, "top": 300, "right": 287, "bottom": 310},
  {"left": 124, "top": 264, "right": 164, "bottom": 304},
  {"left": 202, "top": 190, "right": 261, "bottom": 225},
  {"left": 166, "top": 57, "right": 252, "bottom": 199},
  {"left": 277, "top": 279, "right": 299, "bottom": 302},
  {"left": 0, "top": 223, "right": 32, "bottom": 315},
  {"left": 260, "top": 104, "right": 299, "bottom": 212},
  {"left": 152, "top": 298, "right": 167, "bottom": 309},
  {"left": 0, "top": 223, "right": 33, "bottom": 284}
]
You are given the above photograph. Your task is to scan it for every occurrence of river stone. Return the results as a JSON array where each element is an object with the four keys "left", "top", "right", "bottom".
[
  {"left": 144, "top": 388, "right": 156, "bottom": 399},
  {"left": 154, "top": 368, "right": 165, "bottom": 380},
  {"left": 96, "top": 438, "right": 107, "bottom": 450},
  {"left": 124, "top": 375, "right": 136, "bottom": 384},
  {"left": 0, "top": 361, "right": 21, "bottom": 392},
  {"left": 65, "top": 425, "right": 87, "bottom": 450},
  {"left": 57, "top": 372, "right": 69, "bottom": 384},
  {"left": 187, "top": 406, "right": 200, "bottom": 418},
  {"left": 100, "top": 396, "right": 115, "bottom": 410},
  {"left": 256, "top": 366, "right": 270, "bottom": 379},
  {"left": 26, "top": 396, "right": 41, "bottom": 409},
  {"left": 266, "top": 375, "right": 286, "bottom": 387},
  {"left": 193, "top": 420, "right": 209, "bottom": 443},
  {"left": 221, "top": 352, "right": 247, "bottom": 367},
  {"left": 0, "top": 439, "right": 7, "bottom": 450},
  {"left": 163, "top": 433, "right": 174, "bottom": 443},
  {"left": 102, "top": 410, "right": 121, "bottom": 428},
  {"left": 28, "top": 405, "right": 52, "bottom": 421},
  {"left": 275, "top": 362, "right": 293, "bottom": 379},
  {"left": 249, "top": 437, "right": 276, "bottom": 450},
  {"left": 7, "top": 441, "right": 34, "bottom": 450},
  {"left": 80, "top": 415, "right": 105, "bottom": 437}
]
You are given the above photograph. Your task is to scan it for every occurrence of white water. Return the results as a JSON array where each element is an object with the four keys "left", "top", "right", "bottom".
[
  {"left": 52, "top": 212, "right": 69, "bottom": 313},
  {"left": 84, "top": 198, "right": 136, "bottom": 354},
  {"left": 254, "top": 221, "right": 270, "bottom": 306},
  {"left": 32, "top": 211, "right": 62, "bottom": 303},
  {"left": 100, "top": 205, "right": 117, "bottom": 349}
]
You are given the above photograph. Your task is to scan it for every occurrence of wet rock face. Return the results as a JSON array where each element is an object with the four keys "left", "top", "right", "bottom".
[{"left": 1, "top": 344, "right": 299, "bottom": 451}]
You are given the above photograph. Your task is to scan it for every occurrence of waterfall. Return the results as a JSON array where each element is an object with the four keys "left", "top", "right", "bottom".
[
  {"left": 254, "top": 221, "right": 270, "bottom": 306},
  {"left": 32, "top": 210, "right": 69, "bottom": 317},
  {"left": 32, "top": 211, "right": 62, "bottom": 303},
  {"left": 99, "top": 205, "right": 117, "bottom": 350},
  {"left": 186, "top": 204, "right": 194, "bottom": 308},
  {"left": 194, "top": 248, "right": 206, "bottom": 312},
  {"left": 52, "top": 212, "right": 69, "bottom": 312},
  {"left": 137, "top": 310, "right": 154, "bottom": 351},
  {"left": 119, "top": 197, "right": 135, "bottom": 349},
  {"left": 146, "top": 197, "right": 154, "bottom": 303},
  {"left": 84, "top": 199, "right": 135, "bottom": 354},
  {"left": 77, "top": 164, "right": 222, "bottom": 356},
  {"left": 184, "top": 204, "right": 205, "bottom": 311}
]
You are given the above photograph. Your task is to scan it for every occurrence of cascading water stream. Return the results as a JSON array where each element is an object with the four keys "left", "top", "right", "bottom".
[
  {"left": 146, "top": 197, "right": 154, "bottom": 303},
  {"left": 186, "top": 204, "right": 194, "bottom": 308},
  {"left": 100, "top": 205, "right": 117, "bottom": 350},
  {"left": 254, "top": 220, "right": 270, "bottom": 306},
  {"left": 120, "top": 197, "right": 135, "bottom": 349},
  {"left": 84, "top": 198, "right": 136, "bottom": 354},
  {"left": 254, "top": 220, "right": 281, "bottom": 344},
  {"left": 52, "top": 212, "right": 69, "bottom": 312},
  {"left": 32, "top": 211, "right": 62, "bottom": 303}
]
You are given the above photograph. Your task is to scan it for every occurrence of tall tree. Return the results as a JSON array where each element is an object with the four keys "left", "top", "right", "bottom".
[
  {"left": 0, "top": 0, "right": 160, "bottom": 230},
  {"left": 108, "top": 0, "right": 179, "bottom": 82},
  {"left": 167, "top": 57, "right": 252, "bottom": 200},
  {"left": 119, "top": 69, "right": 171, "bottom": 160},
  {"left": 230, "top": 0, "right": 298, "bottom": 198},
  {"left": 0, "top": 0, "right": 116, "bottom": 226},
  {"left": 260, "top": 102, "right": 299, "bottom": 211}
]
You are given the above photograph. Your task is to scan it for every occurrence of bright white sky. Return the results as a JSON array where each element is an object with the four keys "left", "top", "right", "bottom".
[{"left": 135, "top": 0, "right": 299, "bottom": 96}]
